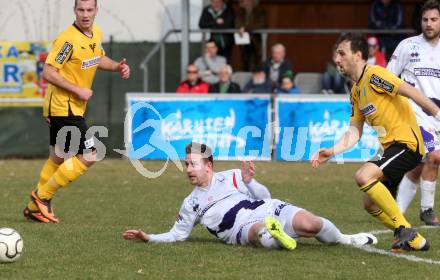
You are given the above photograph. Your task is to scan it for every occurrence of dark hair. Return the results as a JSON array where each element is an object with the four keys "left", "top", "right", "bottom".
[
  {"left": 206, "top": 39, "right": 218, "bottom": 47},
  {"left": 282, "top": 70, "right": 295, "bottom": 80},
  {"left": 421, "top": 0, "right": 440, "bottom": 17},
  {"left": 335, "top": 33, "right": 368, "bottom": 61},
  {"left": 75, "top": 0, "right": 97, "bottom": 8},
  {"left": 185, "top": 142, "right": 214, "bottom": 166}
]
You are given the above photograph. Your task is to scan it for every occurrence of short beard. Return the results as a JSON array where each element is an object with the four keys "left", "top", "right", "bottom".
[{"left": 423, "top": 30, "right": 440, "bottom": 41}]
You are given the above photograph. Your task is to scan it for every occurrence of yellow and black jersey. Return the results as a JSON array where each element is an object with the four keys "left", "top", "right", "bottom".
[
  {"left": 43, "top": 23, "right": 105, "bottom": 117},
  {"left": 350, "top": 64, "right": 424, "bottom": 155}
]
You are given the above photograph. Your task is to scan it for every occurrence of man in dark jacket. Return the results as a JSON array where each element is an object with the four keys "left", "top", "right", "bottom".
[
  {"left": 368, "top": 0, "right": 405, "bottom": 60},
  {"left": 199, "top": 0, "right": 235, "bottom": 62},
  {"left": 235, "top": 0, "right": 267, "bottom": 71},
  {"left": 262, "top": 43, "right": 293, "bottom": 89},
  {"left": 242, "top": 65, "right": 272, "bottom": 93},
  {"left": 209, "top": 65, "right": 241, "bottom": 93}
]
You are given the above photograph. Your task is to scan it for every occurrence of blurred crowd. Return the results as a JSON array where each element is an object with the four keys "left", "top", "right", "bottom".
[{"left": 175, "top": 0, "right": 421, "bottom": 95}]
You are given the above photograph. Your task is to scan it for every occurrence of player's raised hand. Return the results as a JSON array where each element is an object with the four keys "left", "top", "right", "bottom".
[
  {"left": 241, "top": 161, "right": 255, "bottom": 184},
  {"left": 122, "top": 229, "right": 149, "bottom": 242},
  {"left": 118, "top": 58, "right": 130, "bottom": 79},
  {"left": 311, "top": 148, "right": 333, "bottom": 168},
  {"left": 76, "top": 87, "right": 93, "bottom": 101}
]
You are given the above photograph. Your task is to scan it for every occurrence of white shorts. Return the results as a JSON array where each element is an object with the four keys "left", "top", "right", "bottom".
[
  {"left": 233, "top": 199, "right": 304, "bottom": 246},
  {"left": 412, "top": 102, "right": 440, "bottom": 154}
]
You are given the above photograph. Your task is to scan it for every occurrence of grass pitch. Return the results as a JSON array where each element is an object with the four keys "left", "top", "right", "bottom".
[{"left": 1, "top": 159, "right": 440, "bottom": 279}]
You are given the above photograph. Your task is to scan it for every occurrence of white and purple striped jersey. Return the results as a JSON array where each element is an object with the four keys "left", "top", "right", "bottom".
[
  {"left": 387, "top": 34, "right": 440, "bottom": 152},
  {"left": 148, "top": 169, "right": 291, "bottom": 245}
]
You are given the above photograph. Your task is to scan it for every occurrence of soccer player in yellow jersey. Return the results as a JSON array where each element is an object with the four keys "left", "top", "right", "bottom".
[
  {"left": 23, "top": 0, "right": 130, "bottom": 223},
  {"left": 312, "top": 33, "right": 440, "bottom": 252}
]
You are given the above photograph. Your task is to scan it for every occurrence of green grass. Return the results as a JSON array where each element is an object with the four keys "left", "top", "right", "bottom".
[{"left": 1, "top": 159, "right": 440, "bottom": 279}]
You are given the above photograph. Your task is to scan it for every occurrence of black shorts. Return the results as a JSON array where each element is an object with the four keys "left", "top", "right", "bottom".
[
  {"left": 369, "top": 143, "right": 422, "bottom": 197},
  {"left": 48, "top": 116, "right": 95, "bottom": 155}
]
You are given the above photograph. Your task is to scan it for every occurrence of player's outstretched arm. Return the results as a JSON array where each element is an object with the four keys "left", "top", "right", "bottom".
[
  {"left": 398, "top": 82, "right": 440, "bottom": 119},
  {"left": 98, "top": 56, "right": 131, "bottom": 79},
  {"left": 311, "top": 121, "right": 363, "bottom": 168},
  {"left": 123, "top": 229, "right": 150, "bottom": 242}
]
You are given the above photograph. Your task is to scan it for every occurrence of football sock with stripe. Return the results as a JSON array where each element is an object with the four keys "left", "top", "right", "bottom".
[
  {"left": 38, "top": 156, "right": 88, "bottom": 200},
  {"left": 28, "top": 158, "right": 60, "bottom": 211},
  {"left": 360, "top": 180, "right": 411, "bottom": 229},
  {"left": 367, "top": 209, "right": 395, "bottom": 230}
]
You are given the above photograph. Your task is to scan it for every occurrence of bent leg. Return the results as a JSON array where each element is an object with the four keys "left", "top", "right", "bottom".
[
  {"left": 363, "top": 194, "right": 394, "bottom": 230},
  {"left": 418, "top": 151, "right": 440, "bottom": 225},
  {"left": 355, "top": 162, "right": 411, "bottom": 229},
  {"left": 420, "top": 151, "right": 440, "bottom": 211},
  {"left": 27, "top": 147, "right": 63, "bottom": 212},
  {"left": 291, "top": 210, "right": 376, "bottom": 245},
  {"left": 292, "top": 210, "right": 342, "bottom": 244},
  {"left": 248, "top": 222, "right": 279, "bottom": 249}
]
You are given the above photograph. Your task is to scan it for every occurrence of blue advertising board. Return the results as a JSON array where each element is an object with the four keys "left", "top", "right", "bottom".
[
  {"left": 275, "top": 96, "right": 380, "bottom": 162},
  {"left": 125, "top": 94, "right": 272, "bottom": 160}
]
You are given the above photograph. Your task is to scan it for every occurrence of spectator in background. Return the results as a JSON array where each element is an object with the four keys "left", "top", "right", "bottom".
[
  {"left": 368, "top": 0, "right": 405, "bottom": 61},
  {"left": 176, "top": 64, "right": 209, "bottom": 94},
  {"left": 209, "top": 65, "right": 241, "bottom": 93},
  {"left": 367, "top": 36, "right": 387, "bottom": 67},
  {"left": 263, "top": 43, "right": 293, "bottom": 89},
  {"left": 194, "top": 40, "right": 227, "bottom": 85},
  {"left": 412, "top": 1, "right": 424, "bottom": 34},
  {"left": 322, "top": 46, "right": 346, "bottom": 94},
  {"left": 275, "top": 71, "right": 300, "bottom": 94},
  {"left": 235, "top": 0, "right": 267, "bottom": 71},
  {"left": 242, "top": 65, "right": 272, "bottom": 93},
  {"left": 199, "top": 0, "right": 235, "bottom": 62}
]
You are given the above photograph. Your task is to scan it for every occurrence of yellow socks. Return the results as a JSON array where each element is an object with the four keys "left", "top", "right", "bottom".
[
  {"left": 38, "top": 156, "right": 88, "bottom": 200},
  {"left": 368, "top": 209, "right": 395, "bottom": 230},
  {"left": 360, "top": 180, "right": 411, "bottom": 229},
  {"left": 28, "top": 159, "right": 60, "bottom": 211}
]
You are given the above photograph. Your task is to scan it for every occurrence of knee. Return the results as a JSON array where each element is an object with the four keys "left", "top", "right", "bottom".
[
  {"left": 304, "top": 218, "right": 323, "bottom": 235},
  {"left": 354, "top": 169, "right": 374, "bottom": 186},
  {"left": 427, "top": 152, "right": 440, "bottom": 166},
  {"left": 78, "top": 151, "right": 97, "bottom": 167},
  {"left": 247, "top": 223, "right": 265, "bottom": 245},
  {"left": 295, "top": 214, "right": 322, "bottom": 235}
]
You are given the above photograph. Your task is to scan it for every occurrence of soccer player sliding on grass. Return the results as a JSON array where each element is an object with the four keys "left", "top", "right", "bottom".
[
  {"left": 312, "top": 33, "right": 440, "bottom": 252},
  {"left": 123, "top": 142, "right": 377, "bottom": 250}
]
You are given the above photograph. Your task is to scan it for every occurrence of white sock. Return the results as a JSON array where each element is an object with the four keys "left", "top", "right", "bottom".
[
  {"left": 315, "top": 218, "right": 343, "bottom": 244},
  {"left": 420, "top": 180, "right": 436, "bottom": 211},
  {"left": 257, "top": 228, "right": 279, "bottom": 249},
  {"left": 396, "top": 175, "right": 418, "bottom": 213}
]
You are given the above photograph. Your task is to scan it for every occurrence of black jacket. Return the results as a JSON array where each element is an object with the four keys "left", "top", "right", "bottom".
[
  {"left": 199, "top": 4, "right": 235, "bottom": 52},
  {"left": 209, "top": 81, "right": 242, "bottom": 93}
]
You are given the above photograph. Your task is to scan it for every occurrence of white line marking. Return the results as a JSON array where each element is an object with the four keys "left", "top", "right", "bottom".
[
  {"left": 352, "top": 226, "right": 440, "bottom": 265},
  {"left": 357, "top": 245, "right": 440, "bottom": 265},
  {"left": 368, "top": 225, "right": 437, "bottom": 235}
]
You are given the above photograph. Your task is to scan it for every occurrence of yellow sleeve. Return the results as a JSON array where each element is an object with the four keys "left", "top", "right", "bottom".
[
  {"left": 368, "top": 66, "right": 403, "bottom": 96},
  {"left": 349, "top": 90, "right": 365, "bottom": 122},
  {"left": 45, "top": 35, "right": 73, "bottom": 70},
  {"left": 95, "top": 25, "right": 106, "bottom": 56}
]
